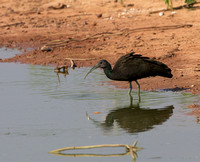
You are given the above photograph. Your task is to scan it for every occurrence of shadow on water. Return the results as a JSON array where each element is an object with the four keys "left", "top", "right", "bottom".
[{"left": 87, "top": 102, "right": 174, "bottom": 134}]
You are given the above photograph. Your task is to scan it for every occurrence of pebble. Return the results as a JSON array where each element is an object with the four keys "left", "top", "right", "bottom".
[
  {"left": 41, "top": 45, "right": 52, "bottom": 52},
  {"left": 171, "top": 11, "right": 177, "bottom": 15},
  {"left": 159, "top": 12, "right": 164, "bottom": 16},
  {"left": 97, "top": 13, "right": 102, "bottom": 18}
]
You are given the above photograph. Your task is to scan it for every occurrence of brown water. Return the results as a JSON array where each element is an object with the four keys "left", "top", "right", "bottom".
[{"left": 0, "top": 48, "right": 200, "bottom": 162}]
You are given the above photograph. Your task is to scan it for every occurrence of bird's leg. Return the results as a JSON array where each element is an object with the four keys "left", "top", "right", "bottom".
[
  {"left": 129, "top": 94, "right": 133, "bottom": 107},
  {"left": 135, "top": 80, "right": 141, "bottom": 102},
  {"left": 128, "top": 81, "right": 133, "bottom": 105}
]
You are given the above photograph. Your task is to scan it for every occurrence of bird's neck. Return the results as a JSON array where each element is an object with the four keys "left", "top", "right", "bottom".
[{"left": 103, "top": 64, "right": 113, "bottom": 79}]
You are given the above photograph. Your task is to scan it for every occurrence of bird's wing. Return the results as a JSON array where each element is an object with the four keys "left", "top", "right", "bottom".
[
  {"left": 143, "top": 58, "right": 172, "bottom": 77},
  {"left": 113, "top": 52, "right": 149, "bottom": 71},
  {"left": 143, "top": 58, "right": 170, "bottom": 70},
  {"left": 112, "top": 52, "right": 172, "bottom": 80}
]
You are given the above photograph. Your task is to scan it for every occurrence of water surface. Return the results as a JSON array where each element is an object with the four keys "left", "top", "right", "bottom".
[
  {"left": 0, "top": 47, "right": 22, "bottom": 60},
  {"left": 0, "top": 51, "right": 199, "bottom": 162}
]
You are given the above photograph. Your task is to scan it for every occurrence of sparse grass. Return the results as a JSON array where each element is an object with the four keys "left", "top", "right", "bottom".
[{"left": 164, "top": 0, "right": 196, "bottom": 9}]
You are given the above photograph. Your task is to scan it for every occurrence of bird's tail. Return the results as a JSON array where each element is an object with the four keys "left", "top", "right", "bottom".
[
  {"left": 150, "top": 60, "right": 173, "bottom": 78},
  {"left": 166, "top": 70, "right": 173, "bottom": 78},
  {"left": 159, "top": 66, "right": 173, "bottom": 78}
]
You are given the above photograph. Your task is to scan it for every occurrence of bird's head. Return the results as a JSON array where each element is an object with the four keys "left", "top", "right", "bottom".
[{"left": 84, "top": 60, "right": 110, "bottom": 79}]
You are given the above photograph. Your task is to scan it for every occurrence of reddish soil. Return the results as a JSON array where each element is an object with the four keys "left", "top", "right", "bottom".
[
  {"left": 187, "top": 101, "right": 200, "bottom": 123},
  {"left": 0, "top": 0, "right": 200, "bottom": 94}
]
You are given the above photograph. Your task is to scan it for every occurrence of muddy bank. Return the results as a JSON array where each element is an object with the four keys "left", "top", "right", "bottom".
[{"left": 0, "top": 0, "right": 199, "bottom": 93}]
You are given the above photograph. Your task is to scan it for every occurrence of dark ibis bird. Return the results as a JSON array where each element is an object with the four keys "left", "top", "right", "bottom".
[{"left": 84, "top": 52, "right": 173, "bottom": 101}]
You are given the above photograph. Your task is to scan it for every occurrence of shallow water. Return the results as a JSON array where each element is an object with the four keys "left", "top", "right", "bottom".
[
  {"left": 0, "top": 49, "right": 200, "bottom": 162},
  {"left": 0, "top": 47, "right": 22, "bottom": 60}
]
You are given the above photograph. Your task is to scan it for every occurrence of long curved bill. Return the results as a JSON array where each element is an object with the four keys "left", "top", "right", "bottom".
[{"left": 84, "top": 65, "right": 99, "bottom": 79}]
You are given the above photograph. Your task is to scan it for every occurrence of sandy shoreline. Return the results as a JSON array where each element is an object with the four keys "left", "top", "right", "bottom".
[{"left": 0, "top": 0, "right": 199, "bottom": 93}]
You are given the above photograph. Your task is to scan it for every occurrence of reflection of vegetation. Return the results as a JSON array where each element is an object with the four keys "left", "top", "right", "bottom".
[
  {"left": 87, "top": 104, "right": 174, "bottom": 134},
  {"left": 49, "top": 141, "right": 143, "bottom": 161}
]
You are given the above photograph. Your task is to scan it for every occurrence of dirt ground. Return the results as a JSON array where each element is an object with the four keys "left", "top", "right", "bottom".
[{"left": 0, "top": 0, "right": 199, "bottom": 95}]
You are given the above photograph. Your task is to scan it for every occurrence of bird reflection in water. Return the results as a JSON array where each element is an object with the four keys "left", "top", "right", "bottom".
[{"left": 87, "top": 103, "right": 174, "bottom": 134}]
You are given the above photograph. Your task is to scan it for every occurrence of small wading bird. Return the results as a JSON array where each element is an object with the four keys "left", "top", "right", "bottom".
[{"left": 84, "top": 52, "right": 173, "bottom": 102}]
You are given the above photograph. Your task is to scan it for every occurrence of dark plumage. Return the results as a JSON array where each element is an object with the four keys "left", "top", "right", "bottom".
[{"left": 84, "top": 52, "right": 173, "bottom": 101}]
